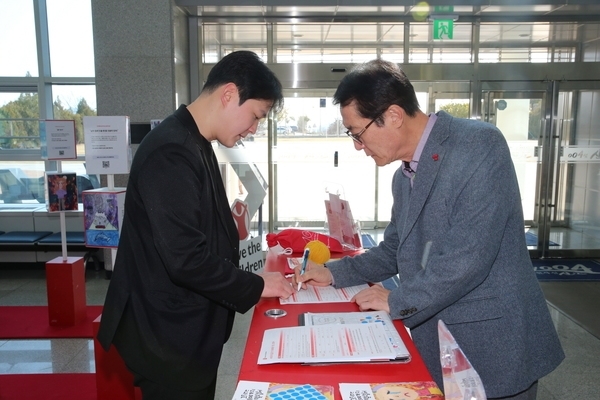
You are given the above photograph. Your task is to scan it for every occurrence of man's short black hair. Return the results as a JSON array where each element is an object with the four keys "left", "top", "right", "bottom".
[
  {"left": 203, "top": 50, "right": 284, "bottom": 113},
  {"left": 333, "top": 59, "right": 420, "bottom": 123}
]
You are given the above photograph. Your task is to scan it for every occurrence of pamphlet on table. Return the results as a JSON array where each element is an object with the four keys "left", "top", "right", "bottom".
[
  {"left": 232, "top": 380, "right": 334, "bottom": 400},
  {"left": 299, "top": 311, "right": 410, "bottom": 361},
  {"left": 339, "top": 381, "right": 443, "bottom": 399},
  {"left": 257, "top": 323, "right": 397, "bottom": 365}
]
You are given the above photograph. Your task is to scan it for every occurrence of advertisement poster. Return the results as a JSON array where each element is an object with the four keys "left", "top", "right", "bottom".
[
  {"left": 83, "top": 115, "right": 132, "bottom": 174},
  {"left": 41, "top": 120, "right": 77, "bottom": 160},
  {"left": 46, "top": 172, "right": 78, "bottom": 212},
  {"left": 82, "top": 188, "right": 126, "bottom": 248}
]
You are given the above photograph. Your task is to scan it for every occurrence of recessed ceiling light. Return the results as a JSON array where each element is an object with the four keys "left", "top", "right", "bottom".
[{"left": 519, "top": 33, "right": 530, "bottom": 37}]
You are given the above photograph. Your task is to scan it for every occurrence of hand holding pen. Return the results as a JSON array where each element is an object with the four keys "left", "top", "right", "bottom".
[{"left": 296, "top": 248, "right": 310, "bottom": 292}]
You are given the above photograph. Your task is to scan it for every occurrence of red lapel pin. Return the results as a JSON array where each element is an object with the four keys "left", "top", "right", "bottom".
[{"left": 432, "top": 154, "right": 439, "bottom": 161}]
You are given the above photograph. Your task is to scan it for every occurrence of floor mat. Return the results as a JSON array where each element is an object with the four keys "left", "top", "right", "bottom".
[
  {"left": 361, "top": 233, "right": 377, "bottom": 249},
  {"left": 525, "top": 231, "right": 559, "bottom": 246},
  {"left": 532, "top": 258, "right": 600, "bottom": 282}
]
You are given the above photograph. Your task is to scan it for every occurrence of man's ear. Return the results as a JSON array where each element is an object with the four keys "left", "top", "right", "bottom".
[
  {"left": 220, "top": 82, "right": 238, "bottom": 108},
  {"left": 386, "top": 104, "right": 405, "bottom": 128}
]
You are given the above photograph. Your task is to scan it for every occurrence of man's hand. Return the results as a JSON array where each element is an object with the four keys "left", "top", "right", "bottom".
[
  {"left": 294, "top": 261, "right": 333, "bottom": 290},
  {"left": 352, "top": 284, "right": 390, "bottom": 313},
  {"left": 260, "top": 272, "right": 294, "bottom": 299}
]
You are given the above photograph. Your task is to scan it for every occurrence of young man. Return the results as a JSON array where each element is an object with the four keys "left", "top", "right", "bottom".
[
  {"left": 296, "top": 59, "right": 564, "bottom": 399},
  {"left": 98, "top": 51, "right": 294, "bottom": 399}
]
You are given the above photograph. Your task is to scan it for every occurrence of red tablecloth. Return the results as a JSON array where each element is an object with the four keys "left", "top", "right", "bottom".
[{"left": 237, "top": 250, "right": 433, "bottom": 398}]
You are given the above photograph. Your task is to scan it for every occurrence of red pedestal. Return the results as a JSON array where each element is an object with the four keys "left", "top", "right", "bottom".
[
  {"left": 45, "top": 256, "right": 87, "bottom": 326},
  {"left": 93, "top": 315, "right": 141, "bottom": 400}
]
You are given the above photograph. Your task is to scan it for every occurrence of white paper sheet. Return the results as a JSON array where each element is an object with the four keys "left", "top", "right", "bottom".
[
  {"left": 280, "top": 283, "right": 370, "bottom": 304},
  {"left": 301, "top": 311, "right": 410, "bottom": 360},
  {"left": 257, "top": 323, "right": 397, "bottom": 365}
]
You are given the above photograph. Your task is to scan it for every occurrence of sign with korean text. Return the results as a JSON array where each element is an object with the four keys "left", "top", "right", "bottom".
[
  {"left": 83, "top": 116, "right": 132, "bottom": 174},
  {"left": 41, "top": 120, "right": 77, "bottom": 160}
]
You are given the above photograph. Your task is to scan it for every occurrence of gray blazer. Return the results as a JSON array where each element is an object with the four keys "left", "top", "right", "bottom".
[{"left": 327, "top": 111, "right": 564, "bottom": 397}]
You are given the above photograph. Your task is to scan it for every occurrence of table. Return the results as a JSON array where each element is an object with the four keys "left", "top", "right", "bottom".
[{"left": 237, "top": 250, "right": 433, "bottom": 397}]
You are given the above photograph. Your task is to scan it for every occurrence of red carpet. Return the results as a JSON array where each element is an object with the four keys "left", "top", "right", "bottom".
[
  {"left": 0, "top": 373, "right": 96, "bottom": 400},
  {"left": 0, "top": 306, "right": 103, "bottom": 339}
]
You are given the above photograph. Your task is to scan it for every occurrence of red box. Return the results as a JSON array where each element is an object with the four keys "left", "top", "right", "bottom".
[{"left": 45, "top": 256, "right": 87, "bottom": 326}]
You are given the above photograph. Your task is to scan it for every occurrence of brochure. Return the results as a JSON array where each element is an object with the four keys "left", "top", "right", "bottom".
[
  {"left": 339, "top": 381, "right": 443, "bottom": 399},
  {"left": 232, "top": 380, "right": 334, "bottom": 400}
]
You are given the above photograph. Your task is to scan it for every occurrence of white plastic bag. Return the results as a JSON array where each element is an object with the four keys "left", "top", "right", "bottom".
[{"left": 438, "top": 320, "right": 487, "bottom": 400}]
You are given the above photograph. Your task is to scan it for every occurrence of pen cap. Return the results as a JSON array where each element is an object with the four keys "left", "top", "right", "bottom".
[{"left": 303, "top": 248, "right": 310, "bottom": 258}]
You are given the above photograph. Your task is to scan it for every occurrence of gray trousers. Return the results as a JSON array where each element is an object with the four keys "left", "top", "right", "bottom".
[{"left": 490, "top": 381, "right": 538, "bottom": 400}]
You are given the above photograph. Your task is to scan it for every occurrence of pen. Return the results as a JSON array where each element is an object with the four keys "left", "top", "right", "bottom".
[{"left": 297, "top": 248, "right": 310, "bottom": 292}]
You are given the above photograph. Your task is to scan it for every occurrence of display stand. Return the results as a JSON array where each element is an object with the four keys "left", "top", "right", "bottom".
[
  {"left": 106, "top": 174, "right": 118, "bottom": 268},
  {"left": 45, "top": 161, "right": 87, "bottom": 326}
]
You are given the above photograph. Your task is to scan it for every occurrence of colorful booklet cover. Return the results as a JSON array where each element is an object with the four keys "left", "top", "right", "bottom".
[
  {"left": 339, "top": 381, "right": 443, "bottom": 400},
  {"left": 233, "top": 380, "right": 334, "bottom": 400}
]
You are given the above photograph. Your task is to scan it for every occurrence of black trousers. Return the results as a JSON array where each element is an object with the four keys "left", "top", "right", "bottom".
[{"left": 132, "top": 371, "right": 217, "bottom": 400}]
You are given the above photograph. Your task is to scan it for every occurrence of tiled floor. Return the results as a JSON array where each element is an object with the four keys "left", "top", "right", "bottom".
[{"left": 1, "top": 262, "right": 600, "bottom": 399}]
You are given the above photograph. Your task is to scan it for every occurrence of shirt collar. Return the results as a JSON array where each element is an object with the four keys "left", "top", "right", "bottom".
[{"left": 402, "top": 112, "right": 438, "bottom": 179}]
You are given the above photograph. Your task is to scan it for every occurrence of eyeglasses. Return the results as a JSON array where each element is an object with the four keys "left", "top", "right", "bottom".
[{"left": 344, "top": 114, "right": 381, "bottom": 145}]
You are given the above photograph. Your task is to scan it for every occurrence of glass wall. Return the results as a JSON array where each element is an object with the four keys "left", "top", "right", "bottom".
[
  {"left": 195, "top": 6, "right": 600, "bottom": 252},
  {"left": 200, "top": 17, "right": 583, "bottom": 65},
  {"left": 0, "top": 0, "right": 98, "bottom": 205}
]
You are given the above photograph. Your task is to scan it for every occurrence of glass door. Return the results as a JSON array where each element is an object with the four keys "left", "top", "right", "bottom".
[
  {"left": 548, "top": 82, "right": 600, "bottom": 258},
  {"left": 482, "top": 81, "right": 600, "bottom": 258},
  {"left": 482, "top": 85, "right": 545, "bottom": 224}
]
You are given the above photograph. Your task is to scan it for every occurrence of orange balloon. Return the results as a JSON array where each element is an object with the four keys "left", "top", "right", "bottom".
[{"left": 305, "top": 240, "right": 331, "bottom": 264}]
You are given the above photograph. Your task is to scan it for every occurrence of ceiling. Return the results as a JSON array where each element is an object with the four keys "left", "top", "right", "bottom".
[{"left": 175, "top": 0, "right": 600, "bottom": 23}]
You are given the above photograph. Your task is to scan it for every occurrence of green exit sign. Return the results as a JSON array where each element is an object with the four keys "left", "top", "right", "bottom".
[
  {"left": 433, "top": 19, "right": 453, "bottom": 40},
  {"left": 434, "top": 6, "right": 454, "bottom": 13}
]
